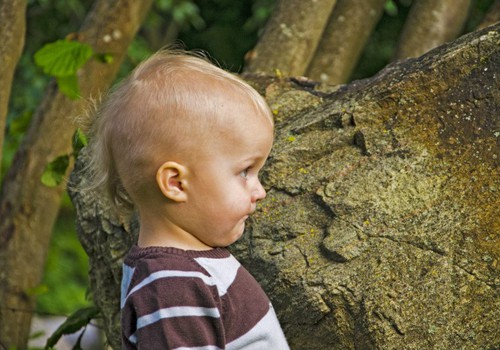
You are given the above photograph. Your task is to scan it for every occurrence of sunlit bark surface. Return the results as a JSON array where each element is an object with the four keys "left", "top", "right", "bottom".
[
  {"left": 244, "top": 0, "right": 337, "bottom": 77},
  {"left": 306, "top": 0, "right": 386, "bottom": 84}
]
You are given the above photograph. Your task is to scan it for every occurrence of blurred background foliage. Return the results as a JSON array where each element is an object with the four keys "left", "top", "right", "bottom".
[{"left": 2, "top": 0, "right": 493, "bottom": 322}]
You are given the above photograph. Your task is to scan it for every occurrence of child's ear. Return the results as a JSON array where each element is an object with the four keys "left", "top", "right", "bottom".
[{"left": 156, "top": 161, "right": 189, "bottom": 202}]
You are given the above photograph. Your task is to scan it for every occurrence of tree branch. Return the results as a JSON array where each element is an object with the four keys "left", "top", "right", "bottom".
[
  {"left": 306, "top": 0, "right": 386, "bottom": 84},
  {"left": 393, "top": 0, "right": 472, "bottom": 59},
  {"left": 0, "top": 0, "right": 27, "bottom": 174},
  {"left": 243, "top": 0, "right": 337, "bottom": 76}
]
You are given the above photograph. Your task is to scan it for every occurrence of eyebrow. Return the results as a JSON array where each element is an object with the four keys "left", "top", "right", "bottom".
[{"left": 242, "top": 154, "right": 269, "bottom": 168}]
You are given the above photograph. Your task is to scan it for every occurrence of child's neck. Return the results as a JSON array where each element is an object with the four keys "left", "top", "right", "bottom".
[{"left": 137, "top": 217, "right": 213, "bottom": 251}]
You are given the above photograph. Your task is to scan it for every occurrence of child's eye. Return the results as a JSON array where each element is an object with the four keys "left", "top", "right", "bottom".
[{"left": 240, "top": 168, "right": 249, "bottom": 179}]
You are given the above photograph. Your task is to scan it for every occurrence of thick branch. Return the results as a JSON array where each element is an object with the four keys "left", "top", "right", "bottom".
[
  {"left": 243, "top": 0, "right": 337, "bottom": 76},
  {"left": 306, "top": 0, "right": 386, "bottom": 84},
  {"left": 393, "top": 0, "right": 472, "bottom": 59}
]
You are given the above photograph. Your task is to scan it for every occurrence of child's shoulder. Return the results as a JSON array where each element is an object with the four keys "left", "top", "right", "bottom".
[
  {"left": 121, "top": 245, "right": 244, "bottom": 302},
  {"left": 124, "top": 245, "right": 235, "bottom": 274}
]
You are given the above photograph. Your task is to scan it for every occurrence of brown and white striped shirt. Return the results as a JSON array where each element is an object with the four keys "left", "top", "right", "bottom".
[{"left": 121, "top": 245, "right": 289, "bottom": 349}]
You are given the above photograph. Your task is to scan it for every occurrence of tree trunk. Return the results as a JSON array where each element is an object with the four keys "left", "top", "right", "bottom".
[
  {"left": 393, "top": 0, "right": 472, "bottom": 59},
  {"left": 0, "top": 0, "right": 27, "bottom": 173},
  {"left": 69, "top": 23, "right": 500, "bottom": 350},
  {"left": 306, "top": 0, "right": 386, "bottom": 84},
  {"left": 243, "top": 0, "right": 337, "bottom": 77},
  {"left": 69, "top": 154, "right": 137, "bottom": 350},
  {"left": 0, "top": 1, "right": 153, "bottom": 348}
]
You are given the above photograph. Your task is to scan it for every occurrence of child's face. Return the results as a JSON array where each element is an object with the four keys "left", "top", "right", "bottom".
[{"left": 180, "top": 102, "right": 273, "bottom": 248}]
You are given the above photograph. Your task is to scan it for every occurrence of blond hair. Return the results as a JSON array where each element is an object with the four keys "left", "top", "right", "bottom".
[{"left": 84, "top": 50, "right": 272, "bottom": 218}]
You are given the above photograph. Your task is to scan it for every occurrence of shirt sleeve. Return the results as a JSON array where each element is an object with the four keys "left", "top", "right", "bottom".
[{"left": 121, "top": 262, "right": 226, "bottom": 349}]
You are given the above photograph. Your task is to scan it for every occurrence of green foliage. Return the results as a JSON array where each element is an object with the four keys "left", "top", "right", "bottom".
[
  {"left": 156, "top": 0, "right": 205, "bottom": 29},
  {"left": 119, "top": 37, "right": 154, "bottom": 76},
  {"left": 34, "top": 39, "right": 93, "bottom": 99},
  {"left": 5, "top": 0, "right": 93, "bottom": 157},
  {"left": 384, "top": 0, "right": 399, "bottom": 16},
  {"left": 55, "top": 75, "right": 80, "bottom": 100},
  {"left": 44, "top": 306, "right": 100, "bottom": 349},
  {"left": 1, "top": 110, "right": 32, "bottom": 177},
  {"left": 29, "top": 329, "right": 47, "bottom": 349},
  {"left": 94, "top": 52, "right": 114, "bottom": 64},
  {"left": 40, "top": 129, "right": 87, "bottom": 188},
  {"left": 34, "top": 40, "right": 93, "bottom": 77},
  {"left": 26, "top": 284, "right": 50, "bottom": 297},
  {"left": 177, "top": 0, "right": 275, "bottom": 71},
  {"left": 36, "top": 200, "right": 90, "bottom": 315},
  {"left": 41, "top": 155, "right": 70, "bottom": 187},
  {"left": 72, "top": 128, "right": 88, "bottom": 157},
  {"left": 242, "top": 0, "right": 275, "bottom": 33},
  {"left": 7, "top": 110, "right": 32, "bottom": 136}
]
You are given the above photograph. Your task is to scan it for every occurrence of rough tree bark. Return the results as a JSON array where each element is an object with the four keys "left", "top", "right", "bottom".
[
  {"left": 69, "top": 23, "right": 499, "bottom": 350},
  {"left": 243, "top": 0, "right": 337, "bottom": 76},
  {"left": 393, "top": 0, "right": 472, "bottom": 59},
  {"left": 0, "top": 0, "right": 27, "bottom": 171},
  {"left": 0, "top": 1, "right": 154, "bottom": 348},
  {"left": 306, "top": 0, "right": 386, "bottom": 84},
  {"left": 69, "top": 160, "right": 137, "bottom": 350},
  {"left": 237, "top": 24, "right": 499, "bottom": 349}
]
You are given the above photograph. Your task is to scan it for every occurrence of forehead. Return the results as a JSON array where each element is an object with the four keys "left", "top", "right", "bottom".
[
  {"left": 214, "top": 110, "right": 274, "bottom": 160},
  {"left": 186, "top": 70, "right": 273, "bottom": 126}
]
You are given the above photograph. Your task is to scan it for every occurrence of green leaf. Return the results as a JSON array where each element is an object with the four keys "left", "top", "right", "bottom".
[
  {"left": 45, "top": 306, "right": 100, "bottom": 349},
  {"left": 384, "top": 0, "right": 398, "bottom": 16},
  {"left": 171, "top": 1, "right": 204, "bottom": 29},
  {"left": 26, "top": 284, "right": 49, "bottom": 297},
  {"left": 41, "top": 155, "right": 70, "bottom": 187},
  {"left": 9, "top": 110, "right": 33, "bottom": 136},
  {"left": 34, "top": 39, "right": 93, "bottom": 77},
  {"left": 156, "top": 0, "right": 173, "bottom": 11},
  {"left": 72, "top": 128, "right": 88, "bottom": 157},
  {"left": 56, "top": 75, "right": 80, "bottom": 100},
  {"left": 94, "top": 52, "right": 114, "bottom": 64}
]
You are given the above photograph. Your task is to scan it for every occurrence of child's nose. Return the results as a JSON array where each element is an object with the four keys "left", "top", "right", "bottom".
[{"left": 251, "top": 180, "right": 266, "bottom": 202}]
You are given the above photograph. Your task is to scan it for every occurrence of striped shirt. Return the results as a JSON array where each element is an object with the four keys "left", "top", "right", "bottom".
[{"left": 121, "top": 245, "right": 289, "bottom": 349}]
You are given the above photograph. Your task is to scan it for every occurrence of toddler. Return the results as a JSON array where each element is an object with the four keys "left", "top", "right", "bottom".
[{"left": 86, "top": 50, "right": 289, "bottom": 349}]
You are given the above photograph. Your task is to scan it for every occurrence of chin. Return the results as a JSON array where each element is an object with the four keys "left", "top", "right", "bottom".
[
  {"left": 211, "top": 236, "right": 240, "bottom": 248},
  {"left": 226, "top": 228, "right": 245, "bottom": 247},
  {"left": 213, "top": 222, "right": 246, "bottom": 247},
  {"left": 233, "top": 231, "right": 245, "bottom": 243}
]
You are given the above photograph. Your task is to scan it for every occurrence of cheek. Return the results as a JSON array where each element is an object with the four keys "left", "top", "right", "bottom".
[
  {"left": 220, "top": 185, "right": 249, "bottom": 211},
  {"left": 198, "top": 177, "right": 250, "bottom": 215}
]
